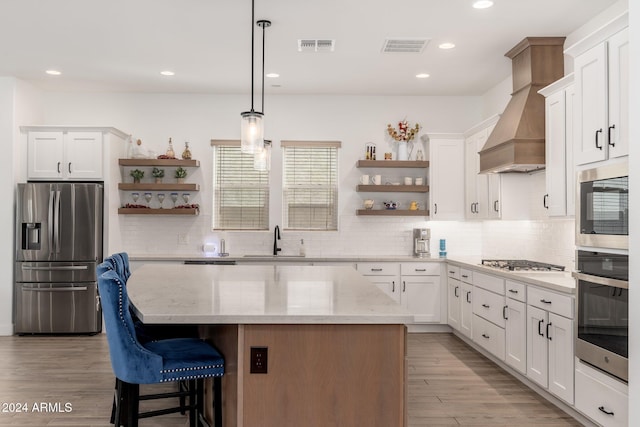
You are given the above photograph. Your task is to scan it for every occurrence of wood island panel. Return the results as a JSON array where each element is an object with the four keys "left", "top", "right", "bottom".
[{"left": 238, "top": 324, "right": 407, "bottom": 427}]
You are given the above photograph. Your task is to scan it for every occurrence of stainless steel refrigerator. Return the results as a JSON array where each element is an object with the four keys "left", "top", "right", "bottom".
[{"left": 15, "top": 182, "right": 103, "bottom": 334}]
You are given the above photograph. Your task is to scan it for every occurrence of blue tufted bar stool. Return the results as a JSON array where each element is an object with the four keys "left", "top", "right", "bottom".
[
  {"left": 99, "top": 252, "right": 200, "bottom": 422},
  {"left": 98, "top": 269, "right": 224, "bottom": 427}
]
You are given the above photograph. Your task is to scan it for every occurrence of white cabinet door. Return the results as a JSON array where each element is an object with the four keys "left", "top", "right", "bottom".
[
  {"left": 402, "top": 276, "right": 440, "bottom": 323},
  {"left": 565, "top": 84, "right": 576, "bottom": 216},
  {"left": 487, "top": 174, "right": 501, "bottom": 219},
  {"left": 505, "top": 299, "right": 527, "bottom": 375},
  {"left": 429, "top": 138, "right": 464, "bottom": 220},
  {"left": 65, "top": 132, "right": 103, "bottom": 179},
  {"left": 527, "top": 305, "right": 548, "bottom": 388},
  {"left": 27, "top": 132, "right": 64, "bottom": 179},
  {"left": 574, "top": 42, "right": 608, "bottom": 165},
  {"left": 460, "top": 282, "right": 473, "bottom": 339},
  {"left": 465, "top": 132, "right": 489, "bottom": 219},
  {"left": 607, "top": 28, "right": 629, "bottom": 160},
  {"left": 447, "top": 278, "right": 461, "bottom": 330},
  {"left": 27, "top": 131, "right": 103, "bottom": 180},
  {"left": 548, "top": 313, "right": 574, "bottom": 404},
  {"left": 545, "top": 90, "right": 568, "bottom": 216}
]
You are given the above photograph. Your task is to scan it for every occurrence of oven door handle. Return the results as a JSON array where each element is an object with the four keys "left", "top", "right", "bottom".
[{"left": 572, "top": 272, "right": 628, "bottom": 289}]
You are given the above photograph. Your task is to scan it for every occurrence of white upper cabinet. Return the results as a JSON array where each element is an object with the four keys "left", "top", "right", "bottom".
[
  {"left": 27, "top": 130, "right": 103, "bottom": 180},
  {"left": 572, "top": 26, "right": 628, "bottom": 165},
  {"left": 539, "top": 75, "right": 575, "bottom": 217},
  {"left": 464, "top": 117, "right": 499, "bottom": 219},
  {"left": 429, "top": 136, "right": 465, "bottom": 220}
]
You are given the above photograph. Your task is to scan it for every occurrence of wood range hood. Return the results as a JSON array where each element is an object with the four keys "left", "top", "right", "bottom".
[{"left": 479, "top": 37, "right": 565, "bottom": 174}]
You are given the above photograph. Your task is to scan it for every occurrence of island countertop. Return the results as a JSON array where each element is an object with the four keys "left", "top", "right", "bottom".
[{"left": 126, "top": 263, "right": 413, "bottom": 325}]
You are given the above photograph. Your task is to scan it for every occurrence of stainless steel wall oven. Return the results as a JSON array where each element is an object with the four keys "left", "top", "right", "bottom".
[
  {"left": 577, "top": 163, "right": 628, "bottom": 250},
  {"left": 574, "top": 250, "right": 628, "bottom": 382}
]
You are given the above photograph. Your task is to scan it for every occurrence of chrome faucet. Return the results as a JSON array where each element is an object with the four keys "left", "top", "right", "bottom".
[{"left": 273, "top": 225, "right": 281, "bottom": 256}]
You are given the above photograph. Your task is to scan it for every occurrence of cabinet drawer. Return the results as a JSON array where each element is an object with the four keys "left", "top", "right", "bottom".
[
  {"left": 528, "top": 286, "right": 573, "bottom": 318},
  {"left": 401, "top": 262, "right": 440, "bottom": 276},
  {"left": 473, "top": 287, "right": 506, "bottom": 328},
  {"left": 472, "top": 314, "right": 505, "bottom": 361},
  {"left": 446, "top": 265, "right": 460, "bottom": 280},
  {"left": 575, "top": 363, "right": 628, "bottom": 427},
  {"left": 357, "top": 263, "right": 399, "bottom": 276},
  {"left": 460, "top": 268, "right": 473, "bottom": 284},
  {"left": 505, "top": 280, "right": 526, "bottom": 302},
  {"left": 474, "top": 271, "right": 505, "bottom": 295}
]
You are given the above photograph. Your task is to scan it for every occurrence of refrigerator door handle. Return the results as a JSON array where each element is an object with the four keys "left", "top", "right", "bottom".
[
  {"left": 21, "top": 265, "right": 88, "bottom": 271},
  {"left": 54, "top": 190, "right": 61, "bottom": 254},
  {"left": 48, "top": 190, "right": 55, "bottom": 256},
  {"left": 23, "top": 286, "right": 88, "bottom": 292}
]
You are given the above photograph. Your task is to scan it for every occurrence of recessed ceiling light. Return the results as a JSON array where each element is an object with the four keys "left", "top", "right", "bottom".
[
  {"left": 45, "top": 70, "right": 61, "bottom": 76},
  {"left": 416, "top": 73, "right": 430, "bottom": 79},
  {"left": 160, "top": 70, "right": 175, "bottom": 76},
  {"left": 266, "top": 73, "right": 279, "bottom": 78},
  {"left": 438, "top": 42, "right": 456, "bottom": 50},
  {"left": 473, "top": 0, "right": 494, "bottom": 9}
]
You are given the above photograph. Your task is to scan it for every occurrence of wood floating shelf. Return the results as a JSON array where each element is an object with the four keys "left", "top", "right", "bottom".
[
  {"left": 356, "top": 209, "right": 429, "bottom": 216},
  {"left": 118, "top": 159, "right": 200, "bottom": 167},
  {"left": 118, "top": 183, "right": 199, "bottom": 191},
  {"left": 118, "top": 208, "right": 199, "bottom": 215},
  {"left": 357, "top": 185, "right": 429, "bottom": 193},
  {"left": 356, "top": 160, "right": 429, "bottom": 168}
]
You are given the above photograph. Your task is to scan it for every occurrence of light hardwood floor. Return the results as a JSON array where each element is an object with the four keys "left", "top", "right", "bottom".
[{"left": 0, "top": 333, "right": 581, "bottom": 426}]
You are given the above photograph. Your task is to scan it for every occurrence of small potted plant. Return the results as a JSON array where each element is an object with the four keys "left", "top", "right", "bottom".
[
  {"left": 175, "top": 166, "right": 187, "bottom": 183},
  {"left": 152, "top": 167, "right": 165, "bottom": 183},
  {"left": 130, "top": 169, "right": 144, "bottom": 184}
]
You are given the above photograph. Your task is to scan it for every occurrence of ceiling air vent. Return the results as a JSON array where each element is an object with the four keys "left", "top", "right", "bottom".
[
  {"left": 382, "top": 38, "right": 430, "bottom": 53},
  {"left": 298, "top": 39, "right": 335, "bottom": 52}
]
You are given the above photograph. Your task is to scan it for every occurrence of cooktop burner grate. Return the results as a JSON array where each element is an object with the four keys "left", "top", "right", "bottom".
[{"left": 481, "top": 259, "right": 565, "bottom": 271}]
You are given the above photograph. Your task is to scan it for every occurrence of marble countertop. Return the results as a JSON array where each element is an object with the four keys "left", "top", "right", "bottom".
[
  {"left": 445, "top": 257, "right": 576, "bottom": 294},
  {"left": 126, "top": 264, "right": 414, "bottom": 325}
]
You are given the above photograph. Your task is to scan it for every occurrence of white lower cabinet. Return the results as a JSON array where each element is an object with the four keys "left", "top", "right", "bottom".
[
  {"left": 575, "top": 359, "right": 628, "bottom": 427},
  {"left": 460, "top": 281, "right": 473, "bottom": 339},
  {"left": 358, "top": 262, "right": 442, "bottom": 324},
  {"left": 400, "top": 263, "right": 441, "bottom": 323},
  {"left": 505, "top": 298, "right": 527, "bottom": 375},
  {"left": 447, "top": 277, "right": 461, "bottom": 330},
  {"left": 472, "top": 314, "right": 505, "bottom": 360},
  {"left": 526, "top": 286, "right": 574, "bottom": 405}
]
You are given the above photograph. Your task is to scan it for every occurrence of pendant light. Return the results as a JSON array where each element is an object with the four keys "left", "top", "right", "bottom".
[
  {"left": 240, "top": 0, "right": 265, "bottom": 154},
  {"left": 253, "top": 18, "right": 272, "bottom": 170}
]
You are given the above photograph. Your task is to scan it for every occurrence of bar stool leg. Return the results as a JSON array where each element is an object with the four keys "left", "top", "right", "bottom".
[{"left": 213, "top": 376, "right": 222, "bottom": 427}]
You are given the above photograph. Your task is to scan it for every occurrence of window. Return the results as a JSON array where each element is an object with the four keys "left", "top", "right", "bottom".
[
  {"left": 211, "top": 140, "right": 269, "bottom": 230},
  {"left": 282, "top": 140, "right": 340, "bottom": 230}
]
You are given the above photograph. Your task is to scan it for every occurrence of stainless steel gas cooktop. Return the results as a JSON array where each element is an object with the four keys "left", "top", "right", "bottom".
[{"left": 480, "top": 259, "right": 565, "bottom": 272}]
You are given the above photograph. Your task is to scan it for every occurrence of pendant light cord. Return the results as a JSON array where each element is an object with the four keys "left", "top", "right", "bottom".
[
  {"left": 250, "top": 0, "right": 255, "bottom": 112},
  {"left": 261, "top": 19, "right": 265, "bottom": 114}
]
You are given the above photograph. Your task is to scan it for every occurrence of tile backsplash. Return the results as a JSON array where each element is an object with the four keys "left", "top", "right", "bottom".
[{"left": 118, "top": 213, "right": 575, "bottom": 270}]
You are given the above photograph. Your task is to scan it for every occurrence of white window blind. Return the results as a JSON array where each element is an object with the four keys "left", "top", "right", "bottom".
[
  {"left": 282, "top": 140, "right": 340, "bottom": 230},
  {"left": 211, "top": 140, "right": 269, "bottom": 230}
]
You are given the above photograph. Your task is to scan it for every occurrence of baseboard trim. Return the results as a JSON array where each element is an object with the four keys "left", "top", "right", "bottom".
[{"left": 0, "top": 323, "right": 14, "bottom": 336}]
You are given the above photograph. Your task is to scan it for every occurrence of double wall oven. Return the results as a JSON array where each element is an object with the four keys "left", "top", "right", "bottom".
[{"left": 574, "top": 161, "right": 629, "bottom": 382}]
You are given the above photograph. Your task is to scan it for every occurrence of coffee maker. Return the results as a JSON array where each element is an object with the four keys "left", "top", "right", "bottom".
[{"left": 413, "top": 228, "right": 431, "bottom": 257}]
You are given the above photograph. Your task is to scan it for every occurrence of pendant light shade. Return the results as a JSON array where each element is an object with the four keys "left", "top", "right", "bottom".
[
  {"left": 253, "top": 140, "right": 271, "bottom": 171},
  {"left": 241, "top": 111, "right": 264, "bottom": 154}
]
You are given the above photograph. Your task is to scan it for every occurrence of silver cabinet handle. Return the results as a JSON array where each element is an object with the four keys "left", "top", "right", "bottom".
[
  {"left": 22, "top": 265, "right": 88, "bottom": 271},
  {"left": 24, "top": 286, "right": 88, "bottom": 292},
  {"left": 54, "top": 190, "right": 61, "bottom": 253}
]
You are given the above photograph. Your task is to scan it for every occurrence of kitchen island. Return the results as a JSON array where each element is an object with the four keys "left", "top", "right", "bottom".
[{"left": 126, "top": 263, "right": 412, "bottom": 427}]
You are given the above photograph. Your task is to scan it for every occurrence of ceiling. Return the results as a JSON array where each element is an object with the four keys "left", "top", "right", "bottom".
[{"left": 0, "top": 0, "right": 618, "bottom": 96}]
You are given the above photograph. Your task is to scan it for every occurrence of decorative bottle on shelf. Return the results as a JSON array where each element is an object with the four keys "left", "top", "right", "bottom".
[
  {"left": 181, "top": 141, "right": 192, "bottom": 160},
  {"left": 439, "top": 239, "right": 447, "bottom": 259},
  {"left": 125, "top": 135, "right": 134, "bottom": 158},
  {"left": 166, "top": 138, "right": 175, "bottom": 158}
]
